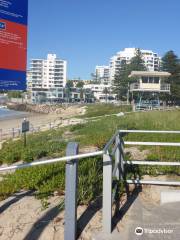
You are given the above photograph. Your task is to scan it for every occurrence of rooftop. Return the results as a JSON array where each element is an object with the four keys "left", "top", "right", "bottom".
[{"left": 129, "top": 71, "right": 171, "bottom": 78}]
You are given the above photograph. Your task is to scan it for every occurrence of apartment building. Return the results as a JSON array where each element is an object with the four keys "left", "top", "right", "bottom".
[
  {"left": 28, "top": 54, "right": 67, "bottom": 103},
  {"left": 83, "top": 83, "right": 116, "bottom": 101},
  {"left": 95, "top": 65, "right": 110, "bottom": 84},
  {"left": 26, "top": 70, "right": 32, "bottom": 91},
  {"left": 109, "top": 48, "right": 161, "bottom": 83}
]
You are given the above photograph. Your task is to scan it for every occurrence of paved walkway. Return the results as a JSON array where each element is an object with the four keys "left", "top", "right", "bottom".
[{"left": 93, "top": 190, "right": 180, "bottom": 240}]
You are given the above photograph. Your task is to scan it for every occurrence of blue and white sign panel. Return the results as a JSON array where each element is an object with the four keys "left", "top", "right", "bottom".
[{"left": 0, "top": 0, "right": 28, "bottom": 90}]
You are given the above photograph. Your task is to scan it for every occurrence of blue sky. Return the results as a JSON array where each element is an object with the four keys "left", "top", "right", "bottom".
[{"left": 28, "top": 0, "right": 180, "bottom": 79}]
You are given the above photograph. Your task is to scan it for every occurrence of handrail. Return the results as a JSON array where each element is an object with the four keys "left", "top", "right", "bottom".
[
  {"left": 124, "top": 141, "right": 180, "bottom": 146},
  {"left": 126, "top": 180, "right": 180, "bottom": 186},
  {"left": 120, "top": 130, "right": 180, "bottom": 134},
  {"left": 0, "top": 150, "right": 104, "bottom": 172},
  {"left": 125, "top": 161, "right": 180, "bottom": 166}
]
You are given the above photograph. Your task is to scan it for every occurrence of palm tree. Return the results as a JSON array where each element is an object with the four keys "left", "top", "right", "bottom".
[{"left": 103, "top": 87, "right": 109, "bottom": 103}]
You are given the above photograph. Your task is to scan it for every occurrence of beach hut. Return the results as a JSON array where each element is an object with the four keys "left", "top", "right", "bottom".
[{"left": 129, "top": 71, "right": 171, "bottom": 110}]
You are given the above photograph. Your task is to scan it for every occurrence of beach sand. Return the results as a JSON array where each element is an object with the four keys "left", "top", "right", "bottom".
[
  {"left": 0, "top": 112, "right": 60, "bottom": 132},
  {"left": 0, "top": 105, "right": 86, "bottom": 133}
]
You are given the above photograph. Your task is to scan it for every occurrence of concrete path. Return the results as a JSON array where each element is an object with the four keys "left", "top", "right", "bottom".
[{"left": 93, "top": 190, "right": 180, "bottom": 240}]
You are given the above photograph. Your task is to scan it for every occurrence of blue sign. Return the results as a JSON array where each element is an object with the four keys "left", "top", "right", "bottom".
[
  {"left": 0, "top": 0, "right": 28, "bottom": 25},
  {"left": 0, "top": 0, "right": 28, "bottom": 91}
]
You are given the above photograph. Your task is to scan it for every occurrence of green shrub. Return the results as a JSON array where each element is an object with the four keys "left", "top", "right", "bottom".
[
  {"left": 1, "top": 110, "right": 180, "bottom": 204},
  {"left": 0, "top": 129, "right": 66, "bottom": 164},
  {"left": 81, "top": 104, "right": 132, "bottom": 118},
  {"left": 0, "top": 156, "right": 103, "bottom": 204}
]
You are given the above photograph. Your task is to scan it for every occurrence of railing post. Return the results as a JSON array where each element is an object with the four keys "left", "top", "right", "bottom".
[
  {"left": 65, "top": 142, "right": 79, "bottom": 240},
  {"left": 103, "top": 152, "right": 112, "bottom": 234},
  {"left": 115, "top": 134, "right": 120, "bottom": 180},
  {"left": 119, "top": 133, "right": 125, "bottom": 180}
]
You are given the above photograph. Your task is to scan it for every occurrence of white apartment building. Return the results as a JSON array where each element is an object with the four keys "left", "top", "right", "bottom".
[
  {"left": 95, "top": 65, "right": 110, "bottom": 84},
  {"left": 109, "top": 48, "right": 161, "bottom": 83},
  {"left": 28, "top": 54, "right": 67, "bottom": 103},
  {"left": 26, "top": 70, "right": 32, "bottom": 91},
  {"left": 83, "top": 83, "right": 116, "bottom": 101}
]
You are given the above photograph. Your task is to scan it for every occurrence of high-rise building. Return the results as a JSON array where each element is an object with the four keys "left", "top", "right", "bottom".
[
  {"left": 109, "top": 48, "right": 161, "bottom": 83},
  {"left": 95, "top": 66, "right": 110, "bottom": 84},
  {"left": 26, "top": 70, "right": 32, "bottom": 91},
  {"left": 28, "top": 54, "right": 67, "bottom": 103}
]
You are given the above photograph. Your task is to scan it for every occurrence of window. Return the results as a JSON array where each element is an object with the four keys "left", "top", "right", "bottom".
[
  {"left": 154, "top": 77, "right": 159, "bottom": 83},
  {"left": 142, "top": 77, "right": 148, "bottom": 83},
  {"left": 149, "top": 77, "right": 153, "bottom": 83},
  {"left": 142, "top": 76, "right": 160, "bottom": 84}
]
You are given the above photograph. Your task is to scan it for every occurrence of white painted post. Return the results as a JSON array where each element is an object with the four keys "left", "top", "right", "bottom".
[
  {"left": 64, "top": 142, "right": 79, "bottom": 240},
  {"left": 103, "top": 152, "right": 112, "bottom": 234}
]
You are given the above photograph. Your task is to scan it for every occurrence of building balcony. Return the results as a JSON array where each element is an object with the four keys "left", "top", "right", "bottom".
[
  {"left": 130, "top": 82, "right": 170, "bottom": 93},
  {"left": 30, "top": 66, "right": 42, "bottom": 70}
]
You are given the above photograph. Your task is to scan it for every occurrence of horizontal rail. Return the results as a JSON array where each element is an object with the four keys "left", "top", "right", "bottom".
[
  {"left": 125, "top": 161, "right": 180, "bottom": 166},
  {"left": 0, "top": 151, "right": 104, "bottom": 172},
  {"left": 124, "top": 141, "right": 180, "bottom": 147},
  {"left": 120, "top": 130, "right": 180, "bottom": 134},
  {"left": 126, "top": 179, "right": 180, "bottom": 186}
]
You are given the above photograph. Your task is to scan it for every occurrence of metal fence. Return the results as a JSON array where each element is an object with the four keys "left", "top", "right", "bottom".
[
  {"left": 120, "top": 129, "right": 180, "bottom": 185},
  {"left": 0, "top": 121, "right": 61, "bottom": 141},
  {"left": 0, "top": 129, "right": 180, "bottom": 239}
]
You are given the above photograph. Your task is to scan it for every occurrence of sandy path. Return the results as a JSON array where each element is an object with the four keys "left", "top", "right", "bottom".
[{"left": 0, "top": 192, "right": 102, "bottom": 240}]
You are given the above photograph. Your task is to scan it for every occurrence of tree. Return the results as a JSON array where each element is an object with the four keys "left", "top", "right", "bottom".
[
  {"left": 66, "top": 80, "right": 74, "bottom": 88},
  {"left": 161, "top": 50, "right": 180, "bottom": 103},
  {"left": 103, "top": 87, "right": 109, "bottom": 103},
  {"left": 113, "top": 49, "right": 147, "bottom": 100},
  {"left": 80, "top": 88, "right": 84, "bottom": 100},
  {"left": 65, "top": 81, "right": 73, "bottom": 103},
  {"left": 161, "top": 51, "right": 179, "bottom": 74},
  {"left": 113, "top": 60, "right": 130, "bottom": 100},
  {"left": 7, "top": 91, "right": 22, "bottom": 98},
  {"left": 76, "top": 81, "right": 84, "bottom": 88},
  {"left": 129, "top": 48, "right": 147, "bottom": 72}
]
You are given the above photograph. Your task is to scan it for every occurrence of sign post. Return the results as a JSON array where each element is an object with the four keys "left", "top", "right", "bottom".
[
  {"left": 0, "top": 0, "right": 28, "bottom": 90},
  {"left": 22, "top": 118, "right": 29, "bottom": 147}
]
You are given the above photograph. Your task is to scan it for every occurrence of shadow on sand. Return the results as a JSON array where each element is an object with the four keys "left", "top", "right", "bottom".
[
  {"left": 77, "top": 196, "right": 102, "bottom": 238},
  {"left": 112, "top": 185, "right": 142, "bottom": 231},
  {"left": 0, "top": 190, "right": 34, "bottom": 214}
]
